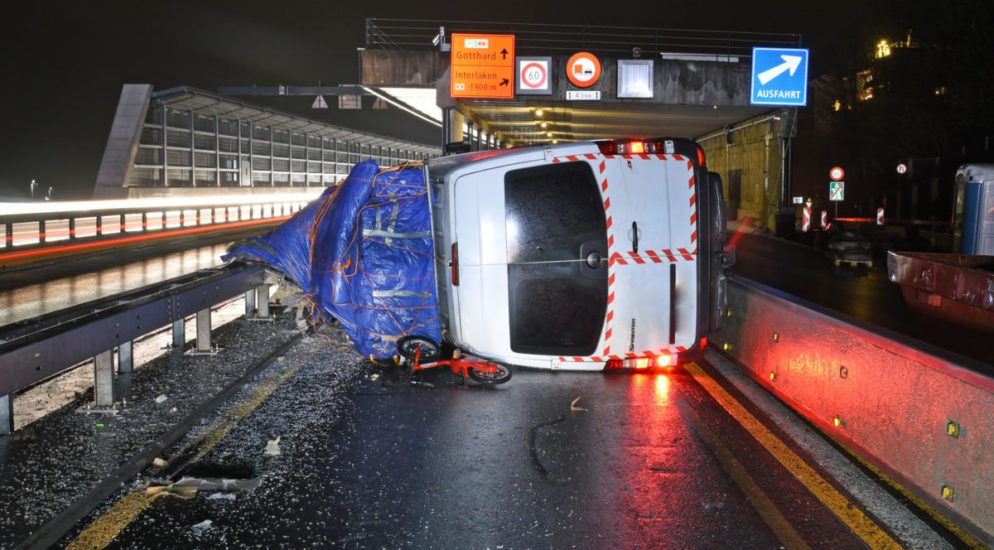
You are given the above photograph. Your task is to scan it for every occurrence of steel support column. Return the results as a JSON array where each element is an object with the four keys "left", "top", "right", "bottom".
[
  {"left": 245, "top": 289, "right": 256, "bottom": 318},
  {"left": 256, "top": 285, "right": 271, "bottom": 319},
  {"left": 118, "top": 341, "right": 133, "bottom": 373},
  {"left": 172, "top": 318, "right": 185, "bottom": 348},
  {"left": 0, "top": 394, "right": 12, "bottom": 435},
  {"left": 196, "top": 309, "right": 212, "bottom": 353},
  {"left": 93, "top": 350, "right": 114, "bottom": 407}
]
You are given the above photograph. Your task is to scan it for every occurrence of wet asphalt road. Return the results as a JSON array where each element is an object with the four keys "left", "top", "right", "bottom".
[{"left": 85, "top": 346, "right": 869, "bottom": 549}]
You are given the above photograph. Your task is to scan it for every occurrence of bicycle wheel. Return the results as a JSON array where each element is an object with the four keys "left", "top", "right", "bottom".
[
  {"left": 396, "top": 335, "right": 441, "bottom": 362},
  {"left": 468, "top": 363, "right": 512, "bottom": 385}
]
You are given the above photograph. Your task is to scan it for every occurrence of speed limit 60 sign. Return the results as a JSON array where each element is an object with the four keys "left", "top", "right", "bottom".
[{"left": 516, "top": 56, "right": 552, "bottom": 95}]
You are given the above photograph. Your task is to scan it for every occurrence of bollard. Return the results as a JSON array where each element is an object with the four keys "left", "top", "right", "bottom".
[
  {"left": 256, "top": 285, "right": 271, "bottom": 319},
  {"left": 877, "top": 207, "right": 885, "bottom": 226},
  {"left": 172, "top": 318, "right": 185, "bottom": 349},
  {"left": 93, "top": 350, "right": 115, "bottom": 407},
  {"left": 245, "top": 289, "right": 256, "bottom": 319},
  {"left": 820, "top": 210, "right": 829, "bottom": 231},
  {"left": 802, "top": 206, "right": 811, "bottom": 232},
  {"left": 196, "top": 308, "right": 212, "bottom": 353},
  {"left": 118, "top": 341, "right": 133, "bottom": 373},
  {"left": 1, "top": 394, "right": 13, "bottom": 435}
]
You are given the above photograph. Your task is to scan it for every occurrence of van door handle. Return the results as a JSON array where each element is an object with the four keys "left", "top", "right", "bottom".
[{"left": 631, "top": 221, "right": 639, "bottom": 253}]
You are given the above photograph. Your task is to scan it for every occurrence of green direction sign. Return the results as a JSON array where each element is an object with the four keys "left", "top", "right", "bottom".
[{"left": 829, "top": 180, "right": 845, "bottom": 202}]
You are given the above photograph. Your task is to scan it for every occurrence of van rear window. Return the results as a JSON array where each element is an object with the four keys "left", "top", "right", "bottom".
[
  {"left": 505, "top": 162, "right": 607, "bottom": 356},
  {"left": 505, "top": 162, "right": 607, "bottom": 263}
]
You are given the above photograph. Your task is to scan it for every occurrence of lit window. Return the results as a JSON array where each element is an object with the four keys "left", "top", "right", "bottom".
[{"left": 875, "top": 40, "right": 892, "bottom": 59}]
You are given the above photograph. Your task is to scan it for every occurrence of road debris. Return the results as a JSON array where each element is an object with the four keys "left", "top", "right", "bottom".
[
  {"left": 570, "top": 396, "right": 588, "bottom": 412},
  {"left": 154, "top": 394, "right": 168, "bottom": 404},
  {"left": 264, "top": 436, "right": 282, "bottom": 456},
  {"left": 190, "top": 519, "right": 213, "bottom": 536}
]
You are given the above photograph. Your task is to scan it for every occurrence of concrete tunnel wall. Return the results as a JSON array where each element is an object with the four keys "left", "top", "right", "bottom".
[{"left": 698, "top": 113, "right": 786, "bottom": 230}]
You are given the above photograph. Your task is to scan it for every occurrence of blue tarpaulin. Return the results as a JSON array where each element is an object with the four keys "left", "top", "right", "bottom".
[{"left": 224, "top": 160, "right": 441, "bottom": 360}]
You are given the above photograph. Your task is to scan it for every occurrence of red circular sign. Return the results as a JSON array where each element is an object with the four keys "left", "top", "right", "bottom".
[
  {"left": 520, "top": 62, "right": 547, "bottom": 89},
  {"left": 567, "top": 52, "right": 601, "bottom": 88},
  {"left": 829, "top": 166, "right": 845, "bottom": 181}
]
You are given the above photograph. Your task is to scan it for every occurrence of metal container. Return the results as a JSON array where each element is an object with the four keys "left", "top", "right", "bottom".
[{"left": 887, "top": 251, "right": 994, "bottom": 331}]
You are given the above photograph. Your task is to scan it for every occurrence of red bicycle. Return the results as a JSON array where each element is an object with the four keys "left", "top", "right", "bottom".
[{"left": 395, "top": 335, "right": 512, "bottom": 385}]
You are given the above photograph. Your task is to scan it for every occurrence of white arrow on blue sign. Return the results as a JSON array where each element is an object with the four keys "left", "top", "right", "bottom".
[{"left": 750, "top": 47, "right": 809, "bottom": 107}]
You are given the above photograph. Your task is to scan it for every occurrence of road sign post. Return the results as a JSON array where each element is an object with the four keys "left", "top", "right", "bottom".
[
  {"left": 829, "top": 180, "right": 845, "bottom": 219},
  {"left": 750, "top": 47, "right": 809, "bottom": 107}
]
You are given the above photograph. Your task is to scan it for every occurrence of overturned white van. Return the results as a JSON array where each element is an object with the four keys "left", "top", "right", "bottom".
[{"left": 426, "top": 138, "right": 729, "bottom": 371}]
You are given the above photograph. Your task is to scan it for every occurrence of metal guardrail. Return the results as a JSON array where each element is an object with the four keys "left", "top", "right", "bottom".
[
  {"left": 0, "top": 262, "right": 273, "bottom": 435},
  {"left": 365, "top": 18, "right": 802, "bottom": 57},
  {"left": 0, "top": 196, "right": 312, "bottom": 255},
  {"left": 717, "top": 275, "right": 994, "bottom": 546}
]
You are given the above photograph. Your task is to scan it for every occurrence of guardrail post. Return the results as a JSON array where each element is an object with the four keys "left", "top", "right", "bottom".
[
  {"left": 256, "top": 285, "right": 271, "bottom": 319},
  {"left": 117, "top": 341, "right": 133, "bottom": 373},
  {"left": 69, "top": 217, "right": 76, "bottom": 240},
  {"left": 196, "top": 308, "right": 212, "bottom": 353},
  {"left": 4, "top": 222, "right": 12, "bottom": 248},
  {"left": 172, "top": 318, "right": 185, "bottom": 348},
  {"left": 0, "top": 394, "right": 13, "bottom": 435},
  {"left": 39, "top": 220, "right": 46, "bottom": 244},
  {"left": 245, "top": 289, "right": 256, "bottom": 319},
  {"left": 96, "top": 215, "right": 103, "bottom": 236},
  {"left": 93, "top": 350, "right": 114, "bottom": 407}
]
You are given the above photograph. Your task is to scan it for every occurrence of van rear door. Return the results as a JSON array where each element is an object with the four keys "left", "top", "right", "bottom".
[
  {"left": 598, "top": 155, "right": 699, "bottom": 357},
  {"left": 504, "top": 161, "right": 609, "bottom": 357}
]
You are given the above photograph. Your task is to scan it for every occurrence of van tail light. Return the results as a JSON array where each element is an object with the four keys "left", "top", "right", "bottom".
[
  {"left": 604, "top": 353, "right": 675, "bottom": 371},
  {"left": 450, "top": 242, "right": 459, "bottom": 286},
  {"left": 700, "top": 336, "right": 708, "bottom": 351},
  {"left": 697, "top": 147, "right": 707, "bottom": 168},
  {"left": 596, "top": 139, "right": 677, "bottom": 156}
]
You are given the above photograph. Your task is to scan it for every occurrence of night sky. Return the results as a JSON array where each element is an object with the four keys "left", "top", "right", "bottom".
[{"left": 0, "top": 0, "right": 865, "bottom": 199}]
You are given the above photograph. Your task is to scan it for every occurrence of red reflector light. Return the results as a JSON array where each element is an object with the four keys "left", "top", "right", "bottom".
[
  {"left": 597, "top": 141, "right": 619, "bottom": 155},
  {"left": 629, "top": 141, "right": 645, "bottom": 154},
  {"left": 697, "top": 147, "right": 706, "bottom": 168},
  {"left": 605, "top": 359, "right": 623, "bottom": 370},
  {"left": 700, "top": 336, "right": 708, "bottom": 351},
  {"left": 450, "top": 242, "right": 459, "bottom": 286}
]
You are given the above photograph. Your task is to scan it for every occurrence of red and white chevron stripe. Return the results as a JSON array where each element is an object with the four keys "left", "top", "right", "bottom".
[{"left": 558, "top": 345, "right": 688, "bottom": 363}]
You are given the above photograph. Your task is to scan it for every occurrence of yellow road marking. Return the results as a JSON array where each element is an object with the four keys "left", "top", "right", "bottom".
[
  {"left": 835, "top": 438, "right": 988, "bottom": 550},
  {"left": 67, "top": 352, "right": 309, "bottom": 549},
  {"left": 682, "top": 405, "right": 811, "bottom": 550},
  {"left": 684, "top": 362, "right": 903, "bottom": 550}
]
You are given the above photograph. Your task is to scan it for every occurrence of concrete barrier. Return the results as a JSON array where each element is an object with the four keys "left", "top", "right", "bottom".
[{"left": 716, "top": 276, "right": 994, "bottom": 546}]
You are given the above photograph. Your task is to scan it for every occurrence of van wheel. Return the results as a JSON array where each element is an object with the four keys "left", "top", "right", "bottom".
[
  {"left": 396, "top": 335, "right": 441, "bottom": 362},
  {"left": 468, "top": 363, "right": 512, "bottom": 385}
]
